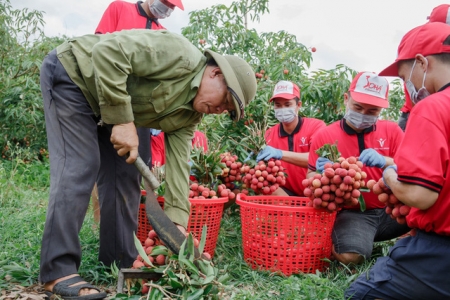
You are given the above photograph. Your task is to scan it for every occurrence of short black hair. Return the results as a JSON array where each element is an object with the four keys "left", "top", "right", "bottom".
[
  {"left": 206, "top": 58, "right": 219, "bottom": 67},
  {"left": 272, "top": 96, "right": 300, "bottom": 104}
]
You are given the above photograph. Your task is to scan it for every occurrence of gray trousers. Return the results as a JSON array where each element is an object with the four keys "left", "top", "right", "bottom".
[{"left": 39, "top": 50, "right": 146, "bottom": 283}]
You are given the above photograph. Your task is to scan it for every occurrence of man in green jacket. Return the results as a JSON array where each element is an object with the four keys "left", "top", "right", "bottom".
[{"left": 39, "top": 29, "right": 256, "bottom": 299}]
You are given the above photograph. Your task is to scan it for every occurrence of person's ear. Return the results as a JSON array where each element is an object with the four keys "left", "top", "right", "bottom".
[
  {"left": 343, "top": 92, "right": 349, "bottom": 105},
  {"left": 415, "top": 54, "right": 428, "bottom": 71},
  {"left": 210, "top": 67, "right": 223, "bottom": 78}
]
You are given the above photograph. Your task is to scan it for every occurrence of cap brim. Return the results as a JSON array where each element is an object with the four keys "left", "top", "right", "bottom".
[
  {"left": 167, "top": 0, "right": 184, "bottom": 10},
  {"left": 378, "top": 61, "right": 399, "bottom": 77},
  {"left": 269, "top": 93, "right": 296, "bottom": 102},
  {"left": 351, "top": 92, "right": 389, "bottom": 108},
  {"left": 204, "top": 49, "right": 245, "bottom": 120}
]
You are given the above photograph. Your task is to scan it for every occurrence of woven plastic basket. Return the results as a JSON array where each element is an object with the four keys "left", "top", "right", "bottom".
[
  {"left": 187, "top": 197, "right": 228, "bottom": 257},
  {"left": 236, "top": 194, "right": 337, "bottom": 275},
  {"left": 137, "top": 192, "right": 165, "bottom": 245},
  {"left": 137, "top": 194, "right": 227, "bottom": 257}
]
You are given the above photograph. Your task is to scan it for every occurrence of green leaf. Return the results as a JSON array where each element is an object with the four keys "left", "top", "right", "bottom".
[
  {"left": 218, "top": 273, "right": 232, "bottom": 284},
  {"left": 133, "top": 232, "right": 154, "bottom": 267},
  {"left": 168, "top": 278, "right": 183, "bottom": 289},
  {"left": 179, "top": 236, "right": 186, "bottom": 262},
  {"left": 358, "top": 194, "right": 366, "bottom": 212},
  {"left": 150, "top": 245, "right": 169, "bottom": 256},
  {"left": 203, "top": 283, "right": 214, "bottom": 295},
  {"left": 202, "top": 272, "right": 215, "bottom": 285},
  {"left": 187, "top": 288, "right": 204, "bottom": 300},
  {"left": 179, "top": 257, "right": 200, "bottom": 276},
  {"left": 198, "top": 225, "right": 207, "bottom": 255},
  {"left": 166, "top": 269, "right": 178, "bottom": 280},
  {"left": 186, "top": 233, "right": 195, "bottom": 262},
  {"left": 148, "top": 287, "right": 163, "bottom": 300}
]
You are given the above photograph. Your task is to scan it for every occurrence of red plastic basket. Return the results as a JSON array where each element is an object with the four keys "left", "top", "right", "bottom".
[
  {"left": 187, "top": 197, "right": 228, "bottom": 257},
  {"left": 236, "top": 194, "right": 337, "bottom": 275},
  {"left": 137, "top": 193, "right": 227, "bottom": 257},
  {"left": 137, "top": 192, "right": 165, "bottom": 245}
]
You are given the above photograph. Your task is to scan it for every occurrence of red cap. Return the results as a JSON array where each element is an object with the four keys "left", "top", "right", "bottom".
[
  {"left": 166, "top": 0, "right": 184, "bottom": 10},
  {"left": 349, "top": 72, "right": 389, "bottom": 108},
  {"left": 379, "top": 22, "right": 450, "bottom": 76},
  {"left": 428, "top": 4, "right": 450, "bottom": 24},
  {"left": 269, "top": 81, "right": 300, "bottom": 102}
]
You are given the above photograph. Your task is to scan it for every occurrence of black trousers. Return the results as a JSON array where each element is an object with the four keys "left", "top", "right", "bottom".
[{"left": 39, "top": 50, "right": 145, "bottom": 283}]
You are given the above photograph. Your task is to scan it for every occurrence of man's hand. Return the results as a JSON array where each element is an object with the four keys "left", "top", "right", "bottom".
[
  {"left": 359, "top": 148, "right": 386, "bottom": 168},
  {"left": 256, "top": 146, "right": 282, "bottom": 161},
  {"left": 110, "top": 122, "right": 139, "bottom": 164},
  {"left": 316, "top": 157, "right": 332, "bottom": 173}
]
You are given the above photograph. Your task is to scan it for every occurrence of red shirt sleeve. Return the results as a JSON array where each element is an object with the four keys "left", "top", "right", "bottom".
[
  {"left": 151, "top": 133, "right": 166, "bottom": 167},
  {"left": 192, "top": 131, "right": 208, "bottom": 152},
  {"left": 395, "top": 105, "right": 445, "bottom": 192},
  {"left": 95, "top": 1, "right": 121, "bottom": 34}
]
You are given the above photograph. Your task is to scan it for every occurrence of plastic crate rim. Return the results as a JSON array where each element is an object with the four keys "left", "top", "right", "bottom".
[{"left": 236, "top": 193, "right": 336, "bottom": 214}]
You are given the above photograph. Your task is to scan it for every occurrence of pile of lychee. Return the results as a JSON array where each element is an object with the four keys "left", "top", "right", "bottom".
[
  {"left": 240, "top": 159, "right": 286, "bottom": 195},
  {"left": 302, "top": 156, "right": 367, "bottom": 211},
  {"left": 367, "top": 178, "right": 411, "bottom": 224}
]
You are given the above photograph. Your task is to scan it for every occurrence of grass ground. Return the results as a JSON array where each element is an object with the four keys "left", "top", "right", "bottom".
[{"left": 0, "top": 159, "right": 394, "bottom": 299}]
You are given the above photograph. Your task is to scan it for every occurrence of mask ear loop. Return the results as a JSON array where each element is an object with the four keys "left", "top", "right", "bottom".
[
  {"left": 407, "top": 60, "right": 418, "bottom": 104},
  {"left": 420, "top": 57, "right": 428, "bottom": 89}
]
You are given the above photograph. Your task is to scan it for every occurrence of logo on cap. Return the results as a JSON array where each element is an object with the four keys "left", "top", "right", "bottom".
[
  {"left": 363, "top": 75, "right": 383, "bottom": 95},
  {"left": 273, "top": 81, "right": 294, "bottom": 96},
  {"left": 269, "top": 80, "right": 300, "bottom": 102},
  {"left": 349, "top": 72, "right": 389, "bottom": 108}
]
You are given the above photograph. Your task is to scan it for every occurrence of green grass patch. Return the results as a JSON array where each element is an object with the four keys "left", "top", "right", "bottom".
[{"left": 1, "top": 158, "right": 395, "bottom": 299}]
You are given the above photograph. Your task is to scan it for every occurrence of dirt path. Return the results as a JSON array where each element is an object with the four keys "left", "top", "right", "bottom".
[{"left": 1, "top": 284, "right": 117, "bottom": 300}]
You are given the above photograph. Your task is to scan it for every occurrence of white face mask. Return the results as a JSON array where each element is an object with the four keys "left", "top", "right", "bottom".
[
  {"left": 149, "top": 0, "right": 173, "bottom": 19},
  {"left": 344, "top": 106, "right": 378, "bottom": 130},
  {"left": 274, "top": 107, "right": 297, "bottom": 123},
  {"left": 405, "top": 59, "right": 430, "bottom": 104}
]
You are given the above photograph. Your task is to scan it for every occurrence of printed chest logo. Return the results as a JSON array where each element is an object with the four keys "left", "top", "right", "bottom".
[
  {"left": 374, "top": 138, "right": 389, "bottom": 151},
  {"left": 299, "top": 137, "right": 308, "bottom": 146}
]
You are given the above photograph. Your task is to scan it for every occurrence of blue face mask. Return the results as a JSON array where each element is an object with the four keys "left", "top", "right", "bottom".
[{"left": 344, "top": 106, "right": 378, "bottom": 129}]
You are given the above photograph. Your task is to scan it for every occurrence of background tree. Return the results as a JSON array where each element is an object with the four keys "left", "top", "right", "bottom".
[
  {"left": 0, "top": 0, "right": 64, "bottom": 161},
  {"left": 0, "top": 0, "right": 405, "bottom": 162},
  {"left": 182, "top": 0, "right": 404, "bottom": 159}
]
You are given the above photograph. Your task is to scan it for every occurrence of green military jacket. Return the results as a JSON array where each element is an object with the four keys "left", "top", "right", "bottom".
[{"left": 56, "top": 29, "right": 207, "bottom": 227}]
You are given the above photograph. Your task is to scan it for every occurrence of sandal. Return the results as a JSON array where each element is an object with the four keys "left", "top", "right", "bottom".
[{"left": 45, "top": 276, "right": 107, "bottom": 300}]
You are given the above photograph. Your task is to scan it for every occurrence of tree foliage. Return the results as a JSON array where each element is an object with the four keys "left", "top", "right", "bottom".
[
  {"left": 0, "top": 0, "right": 405, "bottom": 161},
  {"left": 0, "top": 0, "right": 64, "bottom": 161},
  {"left": 182, "top": 0, "right": 405, "bottom": 159}
]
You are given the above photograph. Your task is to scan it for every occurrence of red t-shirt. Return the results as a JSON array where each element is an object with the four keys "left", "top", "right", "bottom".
[
  {"left": 395, "top": 85, "right": 450, "bottom": 235},
  {"left": 308, "top": 119, "right": 404, "bottom": 210},
  {"left": 151, "top": 131, "right": 208, "bottom": 166},
  {"left": 265, "top": 118, "right": 326, "bottom": 196},
  {"left": 95, "top": 0, "right": 165, "bottom": 34},
  {"left": 151, "top": 132, "right": 165, "bottom": 167}
]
